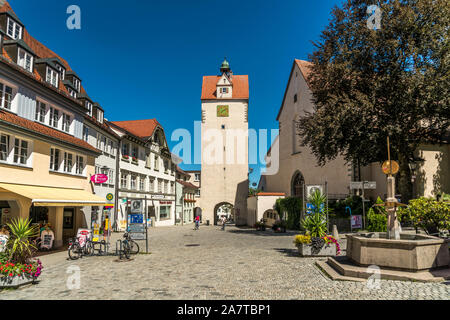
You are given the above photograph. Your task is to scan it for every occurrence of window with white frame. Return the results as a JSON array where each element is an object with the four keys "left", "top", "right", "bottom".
[
  {"left": 0, "top": 82, "right": 13, "bottom": 110},
  {"left": 131, "top": 145, "right": 138, "bottom": 160},
  {"left": 120, "top": 172, "right": 128, "bottom": 189},
  {"left": 139, "top": 176, "right": 145, "bottom": 191},
  {"left": 49, "top": 107, "right": 59, "bottom": 128},
  {"left": 164, "top": 180, "right": 169, "bottom": 194},
  {"left": 145, "top": 153, "right": 151, "bottom": 168},
  {"left": 96, "top": 133, "right": 101, "bottom": 149},
  {"left": 50, "top": 148, "right": 60, "bottom": 171},
  {"left": 108, "top": 169, "right": 115, "bottom": 185},
  {"left": 121, "top": 142, "right": 129, "bottom": 157},
  {"left": 68, "top": 88, "right": 77, "bottom": 98},
  {"left": 154, "top": 155, "right": 159, "bottom": 171},
  {"left": 63, "top": 152, "right": 73, "bottom": 173},
  {"left": 13, "top": 138, "right": 28, "bottom": 165},
  {"left": 109, "top": 140, "right": 114, "bottom": 156},
  {"left": 18, "top": 48, "right": 33, "bottom": 72},
  {"left": 46, "top": 67, "right": 59, "bottom": 88},
  {"left": 56, "top": 64, "right": 65, "bottom": 80},
  {"left": 62, "top": 113, "right": 71, "bottom": 133},
  {"left": 149, "top": 178, "right": 154, "bottom": 192},
  {"left": 130, "top": 175, "right": 137, "bottom": 190},
  {"left": 83, "top": 126, "right": 89, "bottom": 142},
  {"left": 97, "top": 109, "right": 104, "bottom": 123},
  {"left": 73, "top": 78, "right": 81, "bottom": 92},
  {"left": 195, "top": 189, "right": 201, "bottom": 197},
  {"left": 195, "top": 173, "right": 200, "bottom": 182},
  {"left": 75, "top": 155, "right": 84, "bottom": 175},
  {"left": 158, "top": 179, "right": 162, "bottom": 193},
  {"left": 0, "top": 134, "right": 10, "bottom": 161},
  {"left": 34, "top": 101, "right": 46, "bottom": 123},
  {"left": 85, "top": 101, "right": 92, "bottom": 116},
  {"left": 170, "top": 182, "right": 174, "bottom": 194},
  {"left": 102, "top": 136, "right": 107, "bottom": 153},
  {"left": 7, "top": 18, "right": 22, "bottom": 40}
]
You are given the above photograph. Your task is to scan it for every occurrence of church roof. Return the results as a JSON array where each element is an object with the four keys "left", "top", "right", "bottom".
[{"left": 201, "top": 75, "right": 249, "bottom": 100}]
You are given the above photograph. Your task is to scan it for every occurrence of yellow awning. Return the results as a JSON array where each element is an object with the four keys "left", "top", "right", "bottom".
[{"left": 0, "top": 183, "right": 107, "bottom": 207}]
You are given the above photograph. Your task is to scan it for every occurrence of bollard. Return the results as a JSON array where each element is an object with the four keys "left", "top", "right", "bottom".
[{"left": 332, "top": 225, "right": 339, "bottom": 239}]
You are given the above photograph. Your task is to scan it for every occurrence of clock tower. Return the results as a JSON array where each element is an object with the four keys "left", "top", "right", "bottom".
[{"left": 199, "top": 59, "right": 249, "bottom": 225}]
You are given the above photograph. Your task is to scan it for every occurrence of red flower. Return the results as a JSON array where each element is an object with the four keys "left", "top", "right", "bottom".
[{"left": 9, "top": 273, "right": 12, "bottom": 277}]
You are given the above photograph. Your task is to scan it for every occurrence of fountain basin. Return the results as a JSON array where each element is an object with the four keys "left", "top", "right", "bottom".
[{"left": 346, "top": 233, "right": 450, "bottom": 271}]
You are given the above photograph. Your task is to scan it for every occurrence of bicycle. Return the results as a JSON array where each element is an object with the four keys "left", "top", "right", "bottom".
[
  {"left": 68, "top": 235, "right": 94, "bottom": 260},
  {"left": 119, "top": 232, "right": 139, "bottom": 260}
]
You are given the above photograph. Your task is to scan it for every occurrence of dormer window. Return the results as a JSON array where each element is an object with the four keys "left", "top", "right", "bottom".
[
  {"left": 85, "top": 101, "right": 93, "bottom": 116},
  {"left": 7, "top": 18, "right": 22, "bottom": 40},
  {"left": 56, "top": 64, "right": 65, "bottom": 80},
  {"left": 46, "top": 67, "right": 59, "bottom": 88},
  {"left": 73, "top": 78, "right": 80, "bottom": 92},
  {"left": 97, "top": 109, "right": 104, "bottom": 124},
  {"left": 18, "top": 48, "right": 33, "bottom": 72},
  {"left": 67, "top": 88, "right": 77, "bottom": 98}
]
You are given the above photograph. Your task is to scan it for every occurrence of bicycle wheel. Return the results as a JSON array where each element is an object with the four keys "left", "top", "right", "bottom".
[
  {"left": 129, "top": 240, "right": 140, "bottom": 255},
  {"left": 85, "top": 242, "right": 94, "bottom": 256},
  {"left": 123, "top": 244, "right": 131, "bottom": 259},
  {"left": 68, "top": 244, "right": 81, "bottom": 260}
]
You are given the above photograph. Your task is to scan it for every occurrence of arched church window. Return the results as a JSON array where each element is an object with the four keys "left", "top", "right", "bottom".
[{"left": 292, "top": 172, "right": 305, "bottom": 198}]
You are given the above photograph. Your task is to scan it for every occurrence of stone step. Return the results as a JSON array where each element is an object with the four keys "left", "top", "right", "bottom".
[
  {"left": 326, "top": 256, "right": 450, "bottom": 283},
  {"left": 315, "top": 260, "right": 366, "bottom": 282}
]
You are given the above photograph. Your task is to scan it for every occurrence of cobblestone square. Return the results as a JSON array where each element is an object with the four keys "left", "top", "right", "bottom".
[{"left": 1, "top": 225, "right": 449, "bottom": 300}]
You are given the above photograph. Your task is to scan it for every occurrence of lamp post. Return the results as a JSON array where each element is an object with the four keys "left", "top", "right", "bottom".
[{"left": 408, "top": 161, "right": 417, "bottom": 200}]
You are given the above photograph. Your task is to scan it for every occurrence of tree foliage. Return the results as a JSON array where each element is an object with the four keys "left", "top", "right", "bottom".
[{"left": 297, "top": 0, "right": 450, "bottom": 202}]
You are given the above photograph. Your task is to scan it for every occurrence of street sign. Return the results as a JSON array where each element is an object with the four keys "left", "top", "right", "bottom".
[
  {"left": 130, "top": 233, "right": 146, "bottom": 240},
  {"left": 129, "top": 214, "right": 144, "bottom": 224},
  {"left": 350, "top": 181, "right": 377, "bottom": 190},
  {"left": 128, "top": 224, "right": 145, "bottom": 233},
  {"left": 130, "top": 200, "right": 143, "bottom": 213}
]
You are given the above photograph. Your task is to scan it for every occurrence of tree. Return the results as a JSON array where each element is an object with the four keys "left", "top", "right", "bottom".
[{"left": 297, "top": 0, "right": 450, "bottom": 203}]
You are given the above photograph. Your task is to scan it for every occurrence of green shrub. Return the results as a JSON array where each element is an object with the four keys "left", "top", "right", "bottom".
[
  {"left": 367, "top": 197, "right": 387, "bottom": 232},
  {"left": 399, "top": 197, "right": 450, "bottom": 234},
  {"left": 275, "top": 197, "right": 303, "bottom": 230}
]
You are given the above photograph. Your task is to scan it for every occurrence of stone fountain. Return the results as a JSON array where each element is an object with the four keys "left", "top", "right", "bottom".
[{"left": 321, "top": 138, "right": 450, "bottom": 281}]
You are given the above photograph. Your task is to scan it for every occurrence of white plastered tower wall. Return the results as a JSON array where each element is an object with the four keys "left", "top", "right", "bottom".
[{"left": 200, "top": 61, "right": 249, "bottom": 225}]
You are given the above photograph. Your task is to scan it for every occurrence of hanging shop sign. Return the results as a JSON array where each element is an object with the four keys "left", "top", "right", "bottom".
[
  {"left": 106, "top": 193, "right": 114, "bottom": 201},
  {"left": 351, "top": 215, "right": 363, "bottom": 229},
  {"left": 91, "top": 174, "right": 108, "bottom": 184}
]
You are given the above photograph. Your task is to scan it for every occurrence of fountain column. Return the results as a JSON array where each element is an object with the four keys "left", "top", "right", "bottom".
[{"left": 386, "top": 176, "right": 400, "bottom": 240}]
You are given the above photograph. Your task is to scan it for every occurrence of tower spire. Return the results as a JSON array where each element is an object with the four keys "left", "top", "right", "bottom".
[{"left": 220, "top": 57, "right": 231, "bottom": 74}]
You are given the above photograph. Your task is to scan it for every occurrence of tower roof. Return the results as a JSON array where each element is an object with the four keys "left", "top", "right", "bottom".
[
  {"left": 220, "top": 58, "right": 230, "bottom": 73},
  {"left": 201, "top": 75, "right": 249, "bottom": 100}
]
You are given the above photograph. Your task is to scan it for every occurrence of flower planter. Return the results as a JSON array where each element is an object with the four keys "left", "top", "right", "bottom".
[
  {"left": 297, "top": 243, "right": 336, "bottom": 257},
  {"left": 0, "top": 275, "right": 35, "bottom": 288}
]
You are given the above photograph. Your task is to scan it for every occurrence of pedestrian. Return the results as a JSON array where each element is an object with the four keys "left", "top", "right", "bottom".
[
  {"left": 194, "top": 215, "right": 200, "bottom": 230},
  {"left": 221, "top": 216, "right": 227, "bottom": 231}
]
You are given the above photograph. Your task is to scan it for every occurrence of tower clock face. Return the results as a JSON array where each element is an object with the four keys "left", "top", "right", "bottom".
[{"left": 217, "top": 105, "right": 229, "bottom": 117}]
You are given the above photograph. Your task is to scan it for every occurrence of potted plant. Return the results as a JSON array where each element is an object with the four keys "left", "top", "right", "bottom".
[
  {"left": 272, "top": 220, "right": 287, "bottom": 233},
  {"left": 294, "top": 190, "right": 340, "bottom": 256},
  {"left": 122, "top": 154, "right": 130, "bottom": 161},
  {"left": 254, "top": 220, "right": 266, "bottom": 231},
  {"left": 0, "top": 218, "right": 43, "bottom": 288},
  {"left": 132, "top": 156, "right": 138, "bottom": 164}
]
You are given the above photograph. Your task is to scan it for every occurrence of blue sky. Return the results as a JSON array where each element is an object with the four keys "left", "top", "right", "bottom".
[{"left": 12, "top": 0, "right": 342, "bottom": 186}]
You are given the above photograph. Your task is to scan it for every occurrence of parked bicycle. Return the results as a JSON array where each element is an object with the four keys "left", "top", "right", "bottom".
[
  {"left": 119, "top": 232, "right": 140, "bottom": 260},
  {"left": 68, "top": 236, "right": 93, "bottom": 260}
]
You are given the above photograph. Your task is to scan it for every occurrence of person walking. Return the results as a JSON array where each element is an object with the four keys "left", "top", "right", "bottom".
[
  {"left": 221, "top": 216, "right": 227, "bottom": 231},
  {"left": 194, "top": 215, "right": 200, "bottom": 230}
]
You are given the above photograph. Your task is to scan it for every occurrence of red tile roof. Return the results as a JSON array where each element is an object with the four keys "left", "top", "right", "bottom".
[
  {"left": 0, "top": 110, "right": 100, "bottom": 154},
  {"left": 0, "top": 1, "right": 87, "bottom": 105},
  {"left": 110, "top": 119, "right": 161, "bottom": 139},
  {"left": 256, "top": 192, "right": 285, "bottom": 197},
  {"left": 176, "top": 179, "right": 199, "bottom": 190},
  {"left": 201, "top": 75, "right": 249, "bottom": 100}
]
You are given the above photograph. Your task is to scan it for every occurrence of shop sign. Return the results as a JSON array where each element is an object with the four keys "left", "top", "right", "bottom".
[
  {"left": 106, "top": 193, "right": 114, "bottom": 201},
  {"left": 91, "top": 174, "right": 108, "bottom": 184}
]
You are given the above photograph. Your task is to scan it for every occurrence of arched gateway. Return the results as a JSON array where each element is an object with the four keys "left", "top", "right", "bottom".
[{"left": 214, "top": 202, "right": 234, "bottom": 225}]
